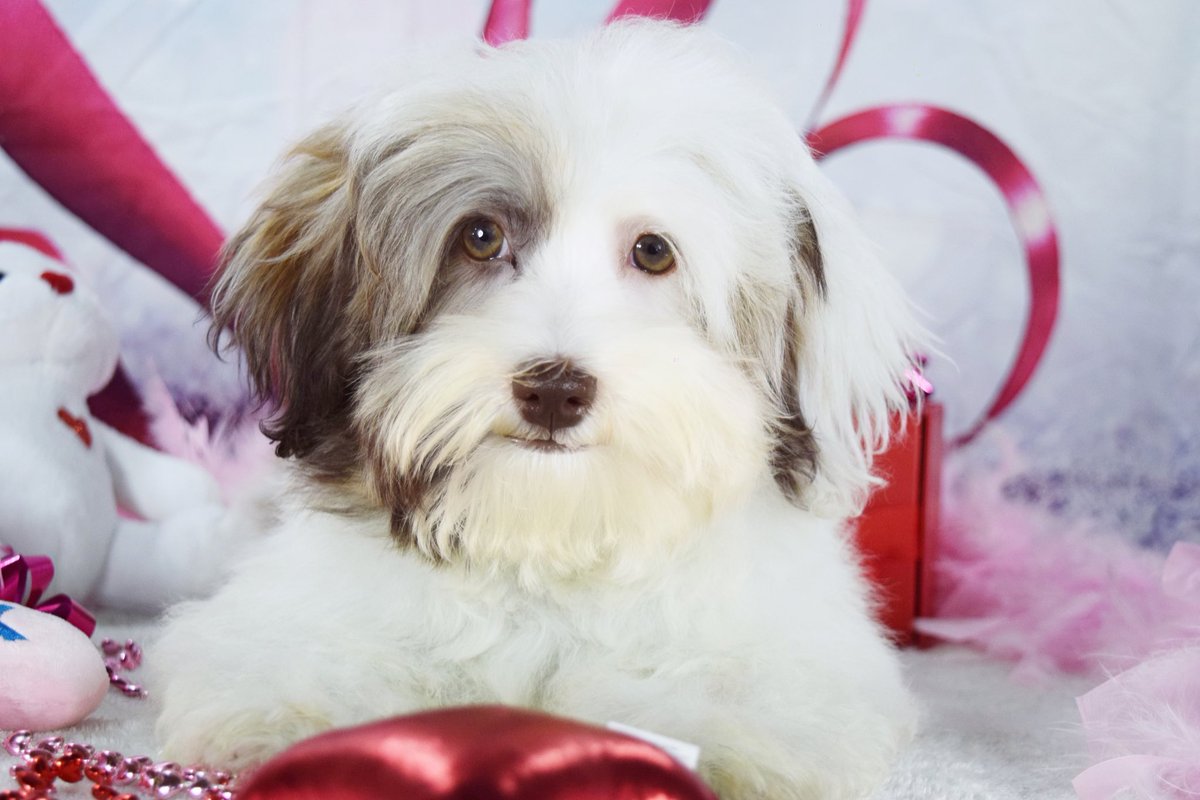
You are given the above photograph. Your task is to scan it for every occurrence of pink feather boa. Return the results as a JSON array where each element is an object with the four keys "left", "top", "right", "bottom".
[{"left": 918, "top": 438, "right": 1200, "bottom": 798}]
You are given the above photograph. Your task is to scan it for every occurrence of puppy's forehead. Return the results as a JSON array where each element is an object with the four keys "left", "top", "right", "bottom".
[
  {"left": 359, "top": 25, "right": 790, "bottom": 196},
  {"left": 347, "top": 22, "right": 803, "bottom": 327}
]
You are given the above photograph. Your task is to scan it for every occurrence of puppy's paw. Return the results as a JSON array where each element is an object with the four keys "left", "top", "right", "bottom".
[
  {"left": 701, "top": 747, "right": 855, "bottom": 800},
  {"left": 156, "top": 700, "right": 335, "bottom": 771},
  {"left": 696, "top": 717, "right": 908, "bottom": 800}
]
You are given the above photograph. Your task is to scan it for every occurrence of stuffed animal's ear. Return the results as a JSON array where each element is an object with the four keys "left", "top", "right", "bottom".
[
  {"left": 210, "top": 122, "right": 367, "bottom": 461},
  {"left": 780, "top": 152, "right": 927, "bottom": 518}
]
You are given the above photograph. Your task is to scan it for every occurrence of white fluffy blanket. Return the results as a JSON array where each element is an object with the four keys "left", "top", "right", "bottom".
[{"left": 0, "top": 613, "right": 1090, "bottom": 799}]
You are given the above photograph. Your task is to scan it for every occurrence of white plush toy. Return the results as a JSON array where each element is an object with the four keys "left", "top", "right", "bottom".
[{"left": 0, "top": 241, "right": 227, "bottom": 611}]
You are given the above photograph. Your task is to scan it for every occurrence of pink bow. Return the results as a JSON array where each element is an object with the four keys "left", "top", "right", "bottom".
[{"left": 0, "top": 546, "right": 97, "bottom": 637}]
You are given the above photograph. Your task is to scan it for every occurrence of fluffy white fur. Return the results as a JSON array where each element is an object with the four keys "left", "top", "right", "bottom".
[{"left": 153, "top": 21, "right": 925, "bottom": 799}]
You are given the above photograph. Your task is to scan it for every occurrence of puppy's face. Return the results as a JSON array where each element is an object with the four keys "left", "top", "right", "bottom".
[{"left": 213, "top": 22, "right": 921, "bottom": 585}]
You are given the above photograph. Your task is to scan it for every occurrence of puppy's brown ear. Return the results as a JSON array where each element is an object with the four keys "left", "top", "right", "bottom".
[
  {"left": 783, "top": 154, "right": 926, "bottom": 517},
  {"left": 210, "top": 122, "right": 368, "bottom": 462},
  {"left": 768, "top": 205, "right": 824, "bottom": 502}
]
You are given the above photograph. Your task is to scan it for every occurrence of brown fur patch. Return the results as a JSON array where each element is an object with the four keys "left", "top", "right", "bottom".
[
  {"left": 770, "top": 300, "right": 819, "bottom": 500},
  {"left": 210, "top": 104, "right": 552, "bottom": 495},
  {"left": 792, "top": 203, "right": 827, "bottom": 300},
  {"left": 208, "top": 122, "right": 370, "bottom": 480},
  {"left": 764, "top": 204, "right": 827, "bottom": 500}
]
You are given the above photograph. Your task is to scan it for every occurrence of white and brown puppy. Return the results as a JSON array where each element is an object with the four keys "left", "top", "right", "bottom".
[{"left": 154, "top": 20, "right": 925, "bottom": 799}]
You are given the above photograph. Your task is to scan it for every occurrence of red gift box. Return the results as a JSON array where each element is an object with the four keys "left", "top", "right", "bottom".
[{"left": 852, "top": 403, "right": 943, "bottom": 645}]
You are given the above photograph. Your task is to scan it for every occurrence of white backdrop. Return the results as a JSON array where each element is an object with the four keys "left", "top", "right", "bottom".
[{"left": 4, "top": 0, "right": 1198, "bottom": 550}]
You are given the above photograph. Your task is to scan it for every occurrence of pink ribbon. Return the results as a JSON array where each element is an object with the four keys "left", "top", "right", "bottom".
[
  {"left": 482, "top": 0, "right": 530, "bottom": 46},
  {"left": 482, "top": 0, "right": 714, "bottom": 45},
  {"left": 0, "top": 546, "right": 97, "bottom": 637},
  {"left": 604, "top": 0, "right": 711, "bottom": 24}
]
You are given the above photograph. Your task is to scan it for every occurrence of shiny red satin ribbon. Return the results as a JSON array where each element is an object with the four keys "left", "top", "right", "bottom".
[
  {"left": 808, "top": 105, "right": 1060, "bottom": 447},
  {"left": 0, "top": 547, "right": 97, "bottom": 637}
]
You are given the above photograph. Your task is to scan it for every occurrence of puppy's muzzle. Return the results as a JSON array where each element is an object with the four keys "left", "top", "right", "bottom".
[{"left": 512, "top": 360, "right": 597, "bottom": 434}]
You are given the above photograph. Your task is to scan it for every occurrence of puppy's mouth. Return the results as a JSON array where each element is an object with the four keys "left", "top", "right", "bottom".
[{"left": 504, "top": 435, "right": 584, "bottom": 453}]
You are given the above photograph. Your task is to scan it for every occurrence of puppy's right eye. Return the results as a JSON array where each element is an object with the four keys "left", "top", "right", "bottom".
[
  {"left": 461, "top": 218, "right": 509, "bottom": 262},
  {"left": 630, "top": 233, "right": 676, "bottom": 275}
]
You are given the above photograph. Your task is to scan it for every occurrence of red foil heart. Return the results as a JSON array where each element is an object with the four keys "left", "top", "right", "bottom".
[{"left": 237, "top": 706, "right": 716, "bottom": 800}]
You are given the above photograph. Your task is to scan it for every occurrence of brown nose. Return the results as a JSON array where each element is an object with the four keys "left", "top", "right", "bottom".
[{"left": 512, "top": 361, "right": 597, "bottom": 434}]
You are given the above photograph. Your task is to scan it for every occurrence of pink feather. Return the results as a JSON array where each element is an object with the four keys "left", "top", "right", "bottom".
[
  {"left": 139, "top": 374, "right": 275, "bottom": 504},
  {"left": 917, "top": 436, "right": 1200, "bottom": 798},
  {"left": 917, "top": 442, "right": 1198, "bottom": 681}
]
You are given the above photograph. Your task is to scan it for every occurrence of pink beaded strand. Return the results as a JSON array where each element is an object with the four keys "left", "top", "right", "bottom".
[
  {"left": 100, "top": 639, "right": 147, "bottom": 699},
  {"left": 4, "top": 731, "right": 236, "bottom": 800}
]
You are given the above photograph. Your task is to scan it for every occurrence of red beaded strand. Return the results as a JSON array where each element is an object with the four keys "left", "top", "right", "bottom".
[{"left": 4, "top": 732, "right": 236, "bottom": 800}]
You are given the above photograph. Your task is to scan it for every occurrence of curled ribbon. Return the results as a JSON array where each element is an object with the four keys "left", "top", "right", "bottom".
[
  {"left": 482, "top": 0, "right": 1060, "bottom": 448},
  {"left": 809, "top": 106, "right": 1060, "bottom": 447},
  {"left": 0, "top": 546, "right": 97, "bottom": 637},
  {"left": 805, "top": 0, "right": 866, "bottom": 132}
]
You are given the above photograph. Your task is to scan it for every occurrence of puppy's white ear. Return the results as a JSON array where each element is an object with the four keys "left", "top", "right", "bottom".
[{"left": 786, "top": 152, "right": 926, "bottom": 518}]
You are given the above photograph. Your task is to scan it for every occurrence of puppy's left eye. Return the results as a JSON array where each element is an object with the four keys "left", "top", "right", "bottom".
[
  {"left": 630, "top": 233, "right": 676, "bottom": 275},
  {"left": 461, "top": 218, "right": 510, "bottom": 262}
]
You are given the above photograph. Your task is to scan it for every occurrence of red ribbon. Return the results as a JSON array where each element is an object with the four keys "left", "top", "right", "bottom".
[
  {"left": 808, "top": 106, "right": 1060, "bottom": 446},
  {"left": 0, "top": 546, "right": 97, "bottom": 637}
]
